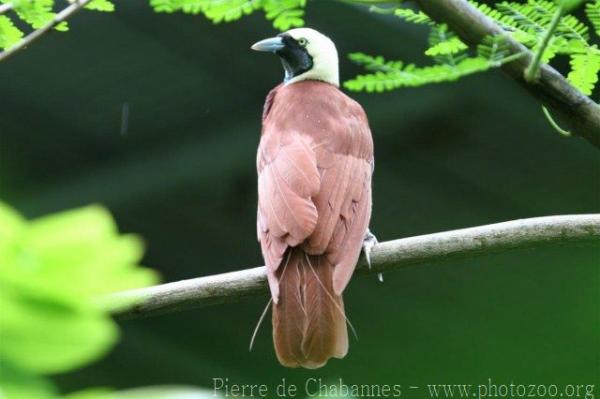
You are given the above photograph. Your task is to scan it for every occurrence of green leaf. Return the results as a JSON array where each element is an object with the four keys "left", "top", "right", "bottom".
[
  {"left": 202, "top": 0, "right": 261, "bottom": 23},
  {"left": 346, "top": 35, "right": 516, "bottom": 93},
  {"left": 148, "top": 0, "right": 307, "bottom": 29},
  {"left": 345, "top": 59, "right": 493, "bottom": 93},
  {"left": 586, "top": 0, "right": 600, "bottom": 36},
  {"left": 0, "top": 202, "right": 159, "bottom": 374},
  {"left": 0, "top": 289, "right": 118, "bottom": 373},
  {"left": 393, "top": 8, "right": 434, "bottom": 25},
  {"left": 347, "top": 52, "right": 404, "bottom": 72},
  {"left": 425, "top": 24, "right": 468, "bottom": 62},
  {"left": 0, "top": 363, "right": 57, "bottom": 399},
  {"left": 0, "top": 16, "right": 24, "bottom": 50},
  {"left": 0, "top": 202, "right": 24, "bottom": 244},
  {"left": 477, "top": 34, "right": 512, "bottom": 64},
  {"left": 149, "top": 0, "right": 179, "bottom": 13},
  {"left": 86, "top": 0, "right": 115, "bottom": 12},
  {"left": 567, "top": 48, "right": 600, "bottom": 95},
  {"left": 12, "top": 0, "right": 69, "bottom": 31},
  {"left": 264, "top": 0, "right": 305, "bottom": 31}
]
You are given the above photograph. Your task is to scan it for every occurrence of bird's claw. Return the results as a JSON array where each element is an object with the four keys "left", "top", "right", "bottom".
[{"left": 362, "top": 230, "right": 383, "bottom": 282}]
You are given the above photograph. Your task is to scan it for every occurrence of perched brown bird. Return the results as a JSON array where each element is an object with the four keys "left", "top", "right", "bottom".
[{"left": 252, "top": 28, "right": 375, "bottom": 369}]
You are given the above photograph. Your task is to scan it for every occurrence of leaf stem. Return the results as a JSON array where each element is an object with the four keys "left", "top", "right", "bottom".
[
  {"left": 498, "top": 51, "right": 527, "bottom": 66},
  {"left": 542, "top": 106, "right": 572, "bottom": 136},
  {"left": 524, "top": 5, "right": 564, "bottom": 83}
]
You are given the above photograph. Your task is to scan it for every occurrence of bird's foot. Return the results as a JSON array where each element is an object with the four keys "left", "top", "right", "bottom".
[{"left": 362, "top": 229, "right": 383, "bottom": 282}]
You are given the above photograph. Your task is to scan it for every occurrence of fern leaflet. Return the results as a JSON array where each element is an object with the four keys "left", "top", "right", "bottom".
[
  {"left": 425, "top": 24, "right": 468, "bottom": 64},
  {"left": 394, "top": 8, "right": 434, "bottom": 25},
  {"left": 263, "top": 0, "right": 305, "bottom": 30},
  {"left": 0, "top": 16, "right": 23, "bottom": 50},
  {"left": 345, "top": 35, "right": 516, "bottom": 93},
  {"left": 586, "top": 0, "right": 600, "bottom": 36},
  {"left": 567, "top": 48, "right": 600, "bottom": 95}
]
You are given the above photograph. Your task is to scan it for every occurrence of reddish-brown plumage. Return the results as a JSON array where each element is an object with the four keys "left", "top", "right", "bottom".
[{"left": 257, "top": 80, "right": 373, "bottom": 368}]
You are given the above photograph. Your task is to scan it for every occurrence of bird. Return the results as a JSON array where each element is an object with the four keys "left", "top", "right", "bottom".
[{"left": 251, "top": 28, "right": 375, "bottom": 369}]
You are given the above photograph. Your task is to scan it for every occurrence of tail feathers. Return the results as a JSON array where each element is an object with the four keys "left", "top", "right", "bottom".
[{"left": 272, "top": 249, "right": 348, "bottom": 369}]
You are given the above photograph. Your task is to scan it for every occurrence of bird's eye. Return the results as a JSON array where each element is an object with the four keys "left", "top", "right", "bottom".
[{"left": 298, "top": 38, "right": 308, "bottom": 47}]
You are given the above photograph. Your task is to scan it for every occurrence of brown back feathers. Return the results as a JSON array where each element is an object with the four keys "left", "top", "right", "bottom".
[{"left": 257, "top": 81, "right": 373, "bottom": 368}]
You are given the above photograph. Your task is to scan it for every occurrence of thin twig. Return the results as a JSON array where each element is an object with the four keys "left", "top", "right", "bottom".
[
  {"left": 107, "top": 214, "right": 600, "bottom": 320},
  {"left": 524, "top": 5, "right": 564, "bottom": 83},
  {"left": 0, "top": 0, "right": 93, "bottom": 63}
]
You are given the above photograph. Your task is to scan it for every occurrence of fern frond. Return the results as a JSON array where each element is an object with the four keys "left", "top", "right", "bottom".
[
  {"left": 86, "top": 0, "right": 115, "bottom": 12},
  {"left": 148, "top": 0, "right": 306, "bottom": 30},
  {"left": 344, "top": 59, "right": 494, "bottom": 92},
  {"left": 203, "top": 0, "right": 261, "bottom": 23},
  {"left": 0, "top": 15, "right": 23, "bottom": 50},
  {"left": 567, "top": 48, "right": 600, "bottom": 95},
  {"left": 263, "top": 0, "right": 305, "bottom": 31},
  {"left": 345, "top": 35, "right": 517, "bottom": 93},
  {"left": 477, "top": 35, "right": 511, "bottom": 65},
  {"left": 426, "top": 24, "right": 468, "bottom": 65},
  {"left": 179, "top": 0, "right": 207, "bottom": 14},
  {"left": 586, "top": 0, "right": 600, "bottom": 36},
  {"left": 348, "top": 52, "right": 404, "bottom": 72},
  {"left": 467, "top": 1, "right": 538, "bottom": 45},
  {"left": 12, "top": 0, "right": 69, "bottom": 31},
  {"left": 530, "top": 0, "right": 589, "bottom": 42},
  {"left": 149, "top": 0, "right": 180, "bottom": 13},
  {"left": 559, "top": 13, "right": 589, "bottom": 42},
  {"left": 394, "top": 8, "right": 434, "bottom": 25},
  {"left": 496, "top": 1, "right": 548, "bottom": 35}
]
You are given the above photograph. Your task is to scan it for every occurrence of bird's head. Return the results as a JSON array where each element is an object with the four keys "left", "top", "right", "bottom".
[{"left": 251, "top": 28, "right": 339, "bottom": 87}]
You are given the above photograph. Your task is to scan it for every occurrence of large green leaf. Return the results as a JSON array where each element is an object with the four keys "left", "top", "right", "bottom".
[
  {"left": 0, "top": 203, "right": 158, "bottom": 374},
  {"left": 0, "top": 362, "right": 57, "bottom": 399}
]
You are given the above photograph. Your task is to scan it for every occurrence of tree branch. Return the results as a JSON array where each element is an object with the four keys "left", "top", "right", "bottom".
[
  {"left": 0, "top": 0, "right": 92, "bottom": 63},
  {"left": 0, "top": 3, "right": 12, "bottom": 14},
  {"left": 413, "top": 0, "right": 600, "bottom": 149},
  {"left": 108, "top": 214, "right": 600, "bottom": 320}
]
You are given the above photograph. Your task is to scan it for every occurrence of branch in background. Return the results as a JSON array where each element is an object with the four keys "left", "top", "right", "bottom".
[
  {"left": 0, "top": 3, "right": 12, "bottom": 14},
  {"left": 413, "top": 0, "right": 600, "bottom": 149},
  {"left": 108, "top": 214, "right": 600, "bottom": 320},
  {"left": 0, "top": 0, "right": 93, "bottom": 63}
]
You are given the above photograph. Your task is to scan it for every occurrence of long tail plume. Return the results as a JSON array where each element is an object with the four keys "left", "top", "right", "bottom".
[
  {"left": 249, "top": 298, "right": 272, "bottom": 352},
  {"left": 272, "top": 248, "right": 348, "bottom": 369}
]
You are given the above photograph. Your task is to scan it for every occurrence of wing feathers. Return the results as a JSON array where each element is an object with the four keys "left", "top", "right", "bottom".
[
  {"left": 258, "top": 134, "right": 320, "bottom": 257},
  {"left": 257, "top": 81, "right": 374, "bottom": 369}
]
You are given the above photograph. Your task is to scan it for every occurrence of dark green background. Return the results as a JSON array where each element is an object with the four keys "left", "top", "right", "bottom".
[{"left": 1, "top": 0, "right": 598, "bottom": 396}]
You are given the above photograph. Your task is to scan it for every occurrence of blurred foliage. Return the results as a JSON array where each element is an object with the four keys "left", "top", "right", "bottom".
[{"left": 0, "top": 202, "right": 158, "bottom": 398}]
